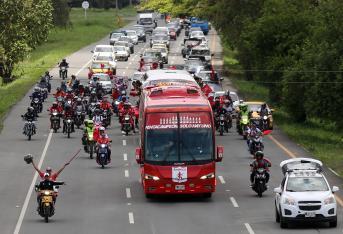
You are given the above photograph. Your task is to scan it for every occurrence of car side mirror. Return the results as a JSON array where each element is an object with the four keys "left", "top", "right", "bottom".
[
  {"left": 332, "top": 186, "right": 339, "bottom": 193},
  {"left": 216, "top": 146, "right": 224, "bottom": 162},
  {"left": 274, "top": 187, "right": 282, "bottom": 194},
  {"left": 135, "top": 147, "right": 142, "bottom": 164}
]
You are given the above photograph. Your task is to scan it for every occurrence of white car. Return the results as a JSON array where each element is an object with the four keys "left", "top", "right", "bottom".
[
  {"left": 113, "top": 46, "right": 129, "bottom": 61},
  {"left": 274, "top": 158, "right": 339, "bottom": 228},
  {"left": 114, "top": 41, "right": 131, "bottom": 56},
  {"left": 125, "top": 30, "right": 138, "bottom": 44},
  {"left": 90, "top": 73, "right": 112, "bottom": 94},
  {"left": 152, "top": 46, "right": 168, "bottom": 64},
  {"left": 109, "top": 32, "right": 125, "bottom": 45},
  {"left": 91, "top": 45, "right": 115, "bottom": 58},
  {"left": 93, "top": 52, "right": 117, "bottom": 72}
]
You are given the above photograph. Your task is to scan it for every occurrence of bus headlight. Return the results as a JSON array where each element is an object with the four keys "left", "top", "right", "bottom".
[
  {"left": 144, "top": 174, "right": 160, "bottom": 181},
  {"left": 200, "top": 173, "right": 215, "bottom": 180}
]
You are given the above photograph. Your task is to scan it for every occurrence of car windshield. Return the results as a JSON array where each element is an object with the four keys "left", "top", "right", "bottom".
[
  {"left": 286, "top": 177, "right": 329, "bottom": 192},
  {"left": 154, "top": 48, "right": 167, "bottom": 53},
  {"left": 140, "top": 18, "right": 152, "bottom": 24},
  {"left": 247, "top": 104, "right": 264, "bottom": 112},
  {"left": 93, "top": 74, "right": 110, "bottom": 81},
  {"left": 144, "top": 51, "right": 161, "bottom": 58},
  {"left": 191, "top": 49, "right": 210, "bottom": 56},
  {"left": 153, "top": 35, "right": 168, "bottom": 41},
  {"left": 197, "top": 72, "right": 216, "bottom": 80},
  {"left": 119, "top": 37, "right": 130, "bottom": 42},
  {"left": 191, "top": 31, "right": 204, "bottom": 36},
  {"left": 116, "top": 42, "right": 128, "bottom": 47},
  {"left": 91, "top": 63, "right": 110, "bottom": 69},
  {"left": 114, "top": 46, "right": 125, "bottom": 52},
  {"left": 96, "top": 56, "right": 113, "bottom": 61},
  {"left": 186, "top": 60, "right": 203, "bottom": 67},
  {"left": 111, "top": 33, "right": 123, "bottom": 39},
  {"left": 95, "top": 47, "right": 112, "bottom": 53},
  {"left": 127, "top": 31, "right": 136, "bottom": 36},
  {"left": 144, "top": 112, "right": 213, "bottom": 165}
]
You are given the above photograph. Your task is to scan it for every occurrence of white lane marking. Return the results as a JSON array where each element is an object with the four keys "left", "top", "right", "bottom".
[
  {"left": 225, "top": 189, "right": 231, "bottom": 192},
  {"left": 75, "top": 59, "right": 92, "bottom": 76},
  {"left": 126, "top": 188, "right": 131, "bottom": 198},
  {"left": 128, "top": 212, "right": 134, "bottom": 224},
  {"left": 127, "top": 203, "right": 131, "bottom": 205},
  {"left": 125, "top": 169, "right": 129, "bottom": 178},
  {"left": 244, "top": 223, "right": 255, "bottom": 234},
  {"left": 218, "top": 176, "right": 226, "bottom": 184},
  {"left": 329, "top": 168, "right": 340, "bottom": 177},
  {"left": 123, "top": 153, "right": 128, "bottom": 161},
  {"left": 13, "top": 130, "right": 53, "bottom": 234},
  {"left": 230, "top": 197, "right": 239, "bottom": 208},
  {"left": 123, "top": 139, "right": 127, "bottom": 146}
]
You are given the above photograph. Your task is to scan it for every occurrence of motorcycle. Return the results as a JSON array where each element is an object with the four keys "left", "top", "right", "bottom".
[
  {"left": 122, "top": 114, "right": 135, "bottom": 136},
  {"left": 31, "top": 97, "right": 42, "bottom": 116},
  {"left": 260, "top": 115, "right": 269, "bottom": 131},
  {"left": 96, "top": 143, "right": 110, "bottom": 169},
  {"left": 88, "top": 102, "right": 97, "bottom": 119},
  {"left": 218, "top": 114, "right": 226, "bottom": 136},
  {"left": 22, "top": 119, "right": 36, "bottom": 141},
  {"left": 249, "top": 135, "right": 264, "bottom": 156},
  {"left": 60, "top": 66, "right": 67, "bottom": 80},
  {"left": 74, "top": 108, "right": 85, "bottom": 129},
  {"left": 238, "top": 115, "right": 249, "bottom": 140},
  {"left": 112, "top": 100, "right": 120, "bottom": 117},
  {"left": 85, "top": 131, "right": 96, "bottom": 159},
  {"left": 102, "top": 109, "right": 112, "bottom": 128},
  {"left": 64, "top": 118, "right": 74, "bottom": 138},
  {"left": 251, "top": 168, "right": 268, "bottom": 197},
  {"left": 50, "top": 111, "right": 60, "bottom": 133}
]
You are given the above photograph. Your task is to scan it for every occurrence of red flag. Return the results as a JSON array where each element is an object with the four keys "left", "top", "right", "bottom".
[
  {"left": 263, "top": 130, "right": 273, "bottom": 135},
  {"left": 201, "top": 84, "right": 213, "bottom": 97}
]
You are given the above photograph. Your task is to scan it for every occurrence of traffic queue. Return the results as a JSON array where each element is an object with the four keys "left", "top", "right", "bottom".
[{"left": 18, "top": 13, "right": 340, "bottom": 228}]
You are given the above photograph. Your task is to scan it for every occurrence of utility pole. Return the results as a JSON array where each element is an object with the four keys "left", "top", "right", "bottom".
[{"left": 116, "top": 0, "right": 119, "bottom": 9}]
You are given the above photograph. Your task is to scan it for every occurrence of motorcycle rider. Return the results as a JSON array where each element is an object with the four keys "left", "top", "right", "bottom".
[
  {"left": 22, "top": 107, "right": 36, "bottom": 134},
  {"left": 31, "top": 86, "right": 43, "bottom": 102},
  {"left": 96, "top": 127, "right": 111, "bottom": 163},
  {"left": 92, "top": 109, "right": 104, "bottom": 126},
  {"left": 237, "top": 103, "right": 250, "bottom": 129},
  {"left": 259, "top": 103, "right": 269, "bottom": 116},
  {"left": 250, "top": 151, "right": 271, "bottom": 186},
  {"left": 212, "top": 96, "right": 222, "bottom": 113},
  {"left": 73, "top": 97, "right": 86, "bottom": 122},
  {"left": 36, "top": 173, "right": 65, "bottom": 207},
  {"left": 68, "top": 75, "right": 80, "bottom": 91},
  {"left": 65, "top": 88, "right": 74, "bottom": 101},
  {"left": 29, "top": 155, "right": 69, "bottom": 181},
  {"left": 60, "top": 81, "right": 67, "bottom": 92},
  {"left": 247, "top": 123, "right": 263, "bottom": 152},
  {"left": 38, "top": 75, "right": 50, "bottom": 95},
  {"left": 59, "top": 58, "right": 69, "bottom": 78},
  {"left": 82, "top": 119, "right": 94, "bottom": 152},
  {"left": 223, "top": 90, "right": 233, "bottom": 104},
  {"left": 62, "top": 104, "right": 75, "bottom": 134},
  {"left": 100, "top": 96, "right": 112, "bottom": 112},
  {"left": 54, "top": 87, "right": 66, "bottom": 98},
  {"left": 120, "top": 102, "right": 135, "bottom": 131},
  {"left": 48, "top": 102, "right": 63, "bottom": 129},
  {"left": 89, "top": 90, "right": 98, "bottom": 103}
]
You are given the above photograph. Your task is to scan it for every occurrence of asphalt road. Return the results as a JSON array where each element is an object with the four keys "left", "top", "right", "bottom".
[{"left": 0, "top": 18, "right": 342, "bottom": 234}]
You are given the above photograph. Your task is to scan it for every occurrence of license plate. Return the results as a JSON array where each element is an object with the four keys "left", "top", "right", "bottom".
[
  {"left": 175, "top": 185, "right": 185, "bottom": 190},
  {"left": 305, "top": 211, "right": 316, "bottom": 218},
  {"left": 42, "top": 196, "right": 53, "bottom": 203}
]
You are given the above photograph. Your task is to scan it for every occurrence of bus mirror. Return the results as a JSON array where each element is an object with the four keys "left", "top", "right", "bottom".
[
  {"left": 216, "top": 146, "right": 224, "bottom": 162},
  {"left": 135, "top": 147, "right": 142, "bottom": 164}
]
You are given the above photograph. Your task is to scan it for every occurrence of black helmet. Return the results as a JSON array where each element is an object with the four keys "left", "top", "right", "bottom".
[
  {"left": 71, "top": 75, "right": 76, "bottom": 79},
  {"left": 255, "top": 151, "right": 264, "bottom": 159},
  {"left": 45, "top": 71, "right": 49, "bottom": 75},
  {"left": 27, "top": 106, "right": 34, "bottom": 112},
  {"left": 56, "top": 87, "right": 61, "bottom": 92},
  {"left": 262, "top": 103, "right": 267, "bottom": 108},
  {"left": 62, "top": 58, "right": 66, "bottom": 62},
  {"left": 65, "top": 104, "right": 71, "bottom": 110}
]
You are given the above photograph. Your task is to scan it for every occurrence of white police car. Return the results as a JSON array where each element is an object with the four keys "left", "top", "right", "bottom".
[{"left": 274, "top": 158, "right": 339, "bottom": 228}]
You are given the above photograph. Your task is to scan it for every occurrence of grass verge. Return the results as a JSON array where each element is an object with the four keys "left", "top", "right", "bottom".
[
  {"left": 223, "top": 45, "right": 343, "bottom": 176},
  {"left": 0, "top": 7, "right": 136, "bottom": 130}
]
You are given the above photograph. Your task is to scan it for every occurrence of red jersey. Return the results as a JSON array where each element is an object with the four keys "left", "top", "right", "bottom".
[
  {"left": 112, "top": 89, "right": 120, "bottom": 100},
  {"left": 97, "top": 135, "right": 111, "bottom": 145},
  {"left": 38, "top": 171, "right": 59, "bottom": 181},
  {"left": 54, "top": 91, "right": 66, "bottom": 98},
  {"left": 100, "top": 101, "right": 112, "bottom": 110},
  {"left": 49, "top": 106, "right": 63, "bottom": 114}
]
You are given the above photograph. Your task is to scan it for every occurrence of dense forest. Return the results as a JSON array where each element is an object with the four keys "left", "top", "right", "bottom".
[{"left": 141, "top": 0, "right": 343, "bottom": 127}]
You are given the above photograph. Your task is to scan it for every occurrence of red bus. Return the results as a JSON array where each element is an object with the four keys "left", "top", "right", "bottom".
[{"left": 135, "top": 85, "right": 224, "bottom": 198}]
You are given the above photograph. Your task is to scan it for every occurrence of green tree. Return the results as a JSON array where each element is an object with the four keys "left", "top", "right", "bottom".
[{"left": 0, "top": 0, "right": 52, "bottom": 83}]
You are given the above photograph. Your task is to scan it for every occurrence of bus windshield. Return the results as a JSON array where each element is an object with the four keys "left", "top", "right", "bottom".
[{"left": 144, "top": 112, "right": 213, "bottom": 165}]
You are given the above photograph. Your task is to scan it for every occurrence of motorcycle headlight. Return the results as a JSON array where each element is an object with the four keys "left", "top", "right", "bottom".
[
  {"left": 44, "top": 191, "right": 50, "bottom": 195},
  {"left": 144, "top": 174, "right": 160, "bottom": 181},
  {"left": 324, "top": 196, "right": 335, "bottom": 205},
  {"left": 101, "top": 144, "right": 106, "bottom": 148},
  {"left": 67, "top": 119, "right": 71, "bottom": 123},
  {"left": 283, "top": 197, "right": 296, "bottom": 206},
  {"left": 124, "top": 116, "right": 130, "bottom": 120},
  {"left": 200, "top": 173, "right": 215, "bottom": 180},
  {"left": 263, "top": 116, "right": 268, "bottom": 120}
]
